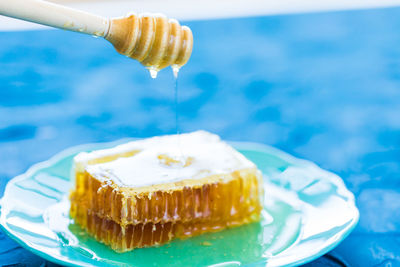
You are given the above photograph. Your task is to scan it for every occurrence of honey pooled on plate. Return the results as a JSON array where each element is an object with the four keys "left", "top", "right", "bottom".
[{"left": 70, "top": 131, "right": 264, "bottom": 252}]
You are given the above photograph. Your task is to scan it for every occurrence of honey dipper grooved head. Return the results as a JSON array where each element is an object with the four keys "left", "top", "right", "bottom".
[{"left": 105, "top": 13, "right": 193, "bottom": 72}]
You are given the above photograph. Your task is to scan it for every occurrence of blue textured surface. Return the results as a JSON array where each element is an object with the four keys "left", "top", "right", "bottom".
[{"left": 1, "top": 6, "right": 400, "bottom": 266}]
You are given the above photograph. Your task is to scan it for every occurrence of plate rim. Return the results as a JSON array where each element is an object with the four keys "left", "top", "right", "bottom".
[{"left": 0, "top": 139, "right": 359, "bottom": 267}]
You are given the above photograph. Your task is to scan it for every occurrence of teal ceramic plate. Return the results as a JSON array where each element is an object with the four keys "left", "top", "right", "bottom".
[{"left": 0, "top": 140, "right": 359, "bottom": 267}]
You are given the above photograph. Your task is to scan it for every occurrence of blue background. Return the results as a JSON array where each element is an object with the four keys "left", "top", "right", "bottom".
[{"left": 1, "top": 6, "right": 400, "bottom": 266}]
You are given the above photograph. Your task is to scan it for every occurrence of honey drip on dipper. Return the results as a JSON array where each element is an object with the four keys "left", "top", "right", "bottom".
[{"left": 106, "top": 13, "right": 193, "bottom": 78}]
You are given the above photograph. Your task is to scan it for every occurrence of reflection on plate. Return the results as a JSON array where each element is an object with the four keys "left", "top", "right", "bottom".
[{"left": 0, "top": 140, "right": 359, "bottom": 267}]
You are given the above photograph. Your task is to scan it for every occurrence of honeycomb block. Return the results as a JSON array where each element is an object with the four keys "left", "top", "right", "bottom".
[{"left": 70, "top": 131, "right": 264, "bottom": 252}]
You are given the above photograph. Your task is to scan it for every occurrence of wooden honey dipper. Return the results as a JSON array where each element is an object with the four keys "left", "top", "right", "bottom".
[{"left": 0, "top": 0, "right": 193, "bottom": 77}]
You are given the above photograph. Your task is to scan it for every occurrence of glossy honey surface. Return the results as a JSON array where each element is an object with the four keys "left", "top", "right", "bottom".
[{"left": 73, "top": 131, "right": 255, "bottom": 187}]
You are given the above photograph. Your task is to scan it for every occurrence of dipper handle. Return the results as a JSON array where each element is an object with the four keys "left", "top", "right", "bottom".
[{"left": 0, "top": 0, "right": 109, "bottom": 37}]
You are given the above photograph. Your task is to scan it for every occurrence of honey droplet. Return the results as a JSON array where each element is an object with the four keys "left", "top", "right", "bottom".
[
  {"left": 148, "top": 68, "right": 158, "bottom": 79},
  {"left": 172, "top": 65, "right": 180, "bottom": 79}
]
